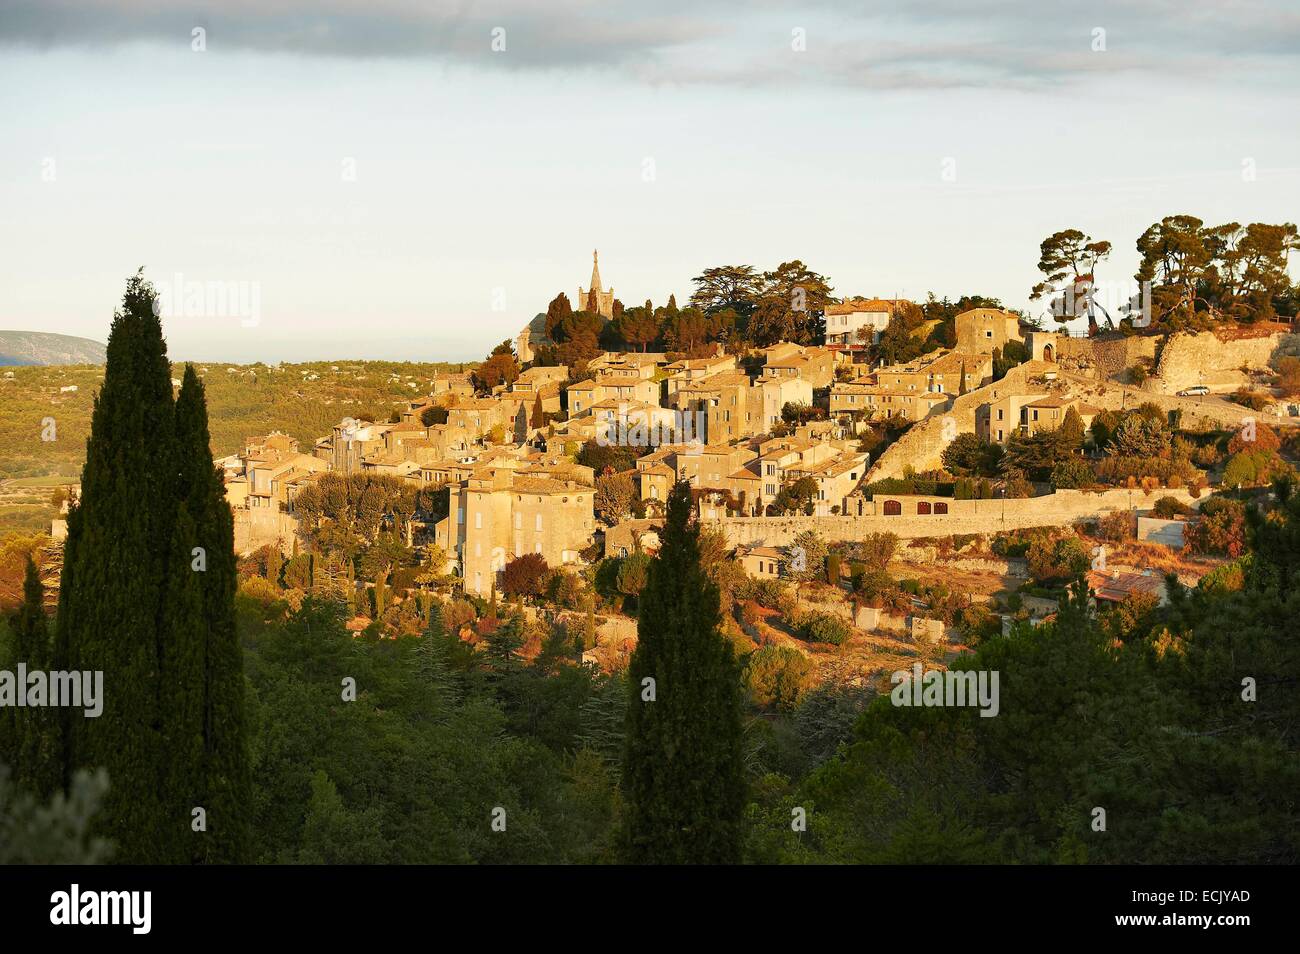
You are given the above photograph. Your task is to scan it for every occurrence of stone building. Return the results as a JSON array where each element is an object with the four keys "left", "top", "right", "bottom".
[
  {"left": 955, "top": 307, "right": 1025, "bottom": 355},
  {"left": 823, "top": 298, "right": 904, "bottom": 346},
  {"left": 435, "top": 466, "right": 595, "bottom": 596}
]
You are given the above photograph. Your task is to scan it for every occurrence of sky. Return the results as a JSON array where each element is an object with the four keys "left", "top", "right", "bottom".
[{"left": 1, "top": 0, "right": 1297, "bottom": 362}]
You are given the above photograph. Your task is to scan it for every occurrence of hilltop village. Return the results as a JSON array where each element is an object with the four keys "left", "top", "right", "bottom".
[{"left": 204, "top": 250, "right": 1299, "bottom": 677}]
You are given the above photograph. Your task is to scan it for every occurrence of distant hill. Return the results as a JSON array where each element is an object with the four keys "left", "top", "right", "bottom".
[{"left": 0, "top": 330, "right": 107, "bottom": 366}]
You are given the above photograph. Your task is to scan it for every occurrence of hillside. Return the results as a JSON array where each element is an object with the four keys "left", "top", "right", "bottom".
[
  {"left": 0, "top": 330, "right": 107, "bottom": 366},
  {"left": 0, "top": 359, "right": 472, "bottom": 488}
]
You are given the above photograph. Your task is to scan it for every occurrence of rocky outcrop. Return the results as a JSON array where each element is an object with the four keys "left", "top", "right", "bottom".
[{"left": 1147, "top": 327, "right": 1295, "bottom": 395}]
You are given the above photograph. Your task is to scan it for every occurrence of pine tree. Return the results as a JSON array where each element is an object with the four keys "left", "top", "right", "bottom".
[
  {"left": 55, "top": 270, "right": 176, "bottom": 862},
  {"left": 174, "top": 364, "right": 250, "bottom": 863},
  {"left": 622, "top": 481, "right": 744, "bottom": 863}
]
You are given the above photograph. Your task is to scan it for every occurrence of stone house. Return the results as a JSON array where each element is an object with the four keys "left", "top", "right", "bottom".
[
  {"left": 955, "top": 307, "right": 1025, "bottom": 354},
  {"left": 435, "top": 467, "right": 596, "bottom": 596}
]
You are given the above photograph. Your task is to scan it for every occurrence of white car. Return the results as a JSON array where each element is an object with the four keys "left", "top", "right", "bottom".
[{"left": 1177, "top": 385, "right": 1210, "bottom": 396}]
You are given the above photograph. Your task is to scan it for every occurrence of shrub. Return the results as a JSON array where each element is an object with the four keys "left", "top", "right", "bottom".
[
  {"left": 1222, "top": 450, "right": 1289, "bottom": 489},
  {"left": 1227, "top": 421, "right": 1280, "bottom": 455},
  {"left": 1027, "top": 536, "right": 1089, "bottom": 585},
  {"left": 1096, "top": 510, "right": 1135, "bottom": 541},
  {"left": 1051, "top": 456, "right": 1095, "bottom": 489},
  {"left": 799, "top": 611, "right": 851, "bottom": 646},
  {"left": 1152, "top": 496, "right": 1192, "bottom": 518},
  {"left": 1185, "top": 498, "right": 1247, "bottom": 557},
  {"left": 1231, "top": 389, "right": 1271, "bottom": 411},
  {"left": 501, "top": 553, "right": 549, "bottom": 599},
  {"left": 744, "top": 645, "right": 815, "bottom": 711}
]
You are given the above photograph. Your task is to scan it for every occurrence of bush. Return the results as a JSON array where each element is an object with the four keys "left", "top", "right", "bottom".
[
  {"left": 1185, "top": 497, "right": 1247, "bottom": 557},
  {"left": 736, "top": 577, "right": 790, "bottom": 610},
  {"left": 1051, "top": 456, "right": 1095, "bottom": 489},
  {"left": 1093, "top": 455, "right": 1200, "bottom": 487},
  {"left": 744, "top": 645, "right": 815, "bottom": 711},
  {"left": 1027, "top": 536, "right": 1089, "bottom": 585},
  {"left": 1222, "top": 450, "right": 1290, "bottom": 489},
  {"left": 1096, "top": 510, "right": 1135, "bottom": 542},
  {"left": 500, "top": 553, "right": 549, "bottom": 599},
  {"left": 799, "top": 612, "right": 851, "bottom": 646},
  {"left": 1152, "top": 496, "right": 1192, "bottom": 518},
  {"left": 1230, "top": 388, "right": 1271, "bottom": 412}
]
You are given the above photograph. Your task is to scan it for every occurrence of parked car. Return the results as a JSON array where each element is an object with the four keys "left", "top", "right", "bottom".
[{"left": 1177, "top": 385, "right": 1210, "bottom": 396}]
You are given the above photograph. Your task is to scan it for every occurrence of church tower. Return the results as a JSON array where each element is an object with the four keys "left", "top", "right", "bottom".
[{"left": 577, "top": 249, "right": 615, "bottom": 319}]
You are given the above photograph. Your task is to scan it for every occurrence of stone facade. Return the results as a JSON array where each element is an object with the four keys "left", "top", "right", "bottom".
[
  {"left": 955, "top": 308, "right": 1024, "bottom": 354},
  {"left": 435, "top": 469, "right": 595, "bottom": 596}
]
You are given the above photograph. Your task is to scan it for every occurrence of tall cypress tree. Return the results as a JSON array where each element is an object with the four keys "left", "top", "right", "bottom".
[
  {"left": 56, "top": 273, "right": 249, "bottom": 863},
  {"left": 622, "top": 481, "right": 744, "bottom": 863},
  {"left": 174, "top": 363, "right": 251, "bottom": 863},
  {"left": 7, "top": 558, "right": 61, "bottom": 797},
  {"left": 56, "top": 270, "right": 176, "bottom": 862}
]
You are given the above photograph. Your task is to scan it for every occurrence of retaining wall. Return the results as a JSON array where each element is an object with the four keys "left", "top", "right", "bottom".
[{"left": 705, "top": 487, "right": 1200, "bottom": 548}]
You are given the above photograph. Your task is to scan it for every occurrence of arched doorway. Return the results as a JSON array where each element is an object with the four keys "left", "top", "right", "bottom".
[
  {"left": 917, "top": 501, "right": 932, "bottom": 515},
  {"left": 1043, "top": 343, "right": 1055, "bottom": 362},
  {"left": 934, "top": 501, "right": 949, "bottom": 514},
  {"left": 883, "top": 499, "right": 902, "bottom": 516}
]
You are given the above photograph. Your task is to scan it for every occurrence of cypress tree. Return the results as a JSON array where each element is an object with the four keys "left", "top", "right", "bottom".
[
  {"left": 55, "top": 275, "right": 249, "bottom": 863},
  {"left": 7, "top": 559, "right": 61, "bottom": 797},
  {"left": 55, "top": 270, "right": 176, "bottom": 862},
  {"left": 174, "top": 363, "right": 251, "bottom": 863},
  {"left": 622, "top": 481, "right": 744, "bottom": 863},
  {"left": 158, "top": 499, "right": 205, "bottom": 861}
]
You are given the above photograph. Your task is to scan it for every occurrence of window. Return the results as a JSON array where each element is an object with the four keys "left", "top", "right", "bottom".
[
  {"left": 883, "top": 499, "right": 902, "bottom": 516},
  {"left": 514, "top": 513, "right": 522, "bottom": 529},
  {"left": 918, "top": 501, "right": 931, "bottom": 515},
  {"left": 535, "top": 514, "right": 543, "bottom": 531},
  {"left": 985, "top": 330, "right": 993, "bottom": 338},
  {"left": 935, "top": 502, "right": 949, "bottom": 514},
  {"left": 474, "top": 512, "right": 482, "bottom": 529}
]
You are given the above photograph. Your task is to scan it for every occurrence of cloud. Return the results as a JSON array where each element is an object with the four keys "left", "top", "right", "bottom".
[{"left": 2, "top": 0, "right": 1296, "bottom": 90}]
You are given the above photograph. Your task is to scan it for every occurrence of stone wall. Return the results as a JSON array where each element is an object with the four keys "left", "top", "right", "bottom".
[
  {"left": 705, "top": 487, "right": 1201, "bottom": 548},
  {"left": 1061, "top": 372, "right": 1261, "bottom": 430},
  {"left": 1137, "top": 516, "right": 1186, "bottom": 548},
  {"left": 233, "top": 508, "right": 301, "bottom": 555},
  {"left": 1086, "top": 335, "right": 1158, "bottom": 381}
]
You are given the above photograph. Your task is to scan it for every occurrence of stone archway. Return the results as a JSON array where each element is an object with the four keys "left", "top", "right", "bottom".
[{"left": 1043, "top": 343, "right": 1055, "bottom": 362}]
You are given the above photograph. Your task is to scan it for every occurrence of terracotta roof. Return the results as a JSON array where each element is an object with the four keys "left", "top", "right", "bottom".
[
  {"left": 826, "top": 298, "right": 909, "bottom": 316},
  {"left": 1086, "top": 569, "right": 1162, "bottom": 603}
]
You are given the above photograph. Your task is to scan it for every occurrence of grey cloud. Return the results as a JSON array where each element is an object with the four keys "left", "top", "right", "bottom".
[{"left": 1, "top": 0, "right": 1295, "bottom": 90}]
